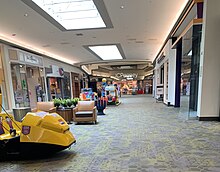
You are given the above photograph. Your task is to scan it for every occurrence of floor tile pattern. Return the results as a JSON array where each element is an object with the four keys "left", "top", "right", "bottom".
[{"left": 1, "top": 95, "right": 220, "bottom": 172}]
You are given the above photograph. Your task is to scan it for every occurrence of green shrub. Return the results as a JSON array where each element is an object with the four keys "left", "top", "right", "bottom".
[{"left": 53, "top": 98, "right": 61, "bottom": 107}]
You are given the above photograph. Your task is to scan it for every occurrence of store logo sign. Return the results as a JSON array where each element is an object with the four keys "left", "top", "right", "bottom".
[{"left": 115, "top": 73, "right": 138, "bottom": 78}]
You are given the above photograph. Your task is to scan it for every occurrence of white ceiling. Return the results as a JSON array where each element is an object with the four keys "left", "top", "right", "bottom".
[{"left": 0, "top": 0, "right": 189, "bottom": 66}]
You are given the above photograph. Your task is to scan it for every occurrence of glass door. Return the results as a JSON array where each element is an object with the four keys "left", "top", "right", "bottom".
[
  {"left": 188, "top": 24, "right": 202, "bottom": 119},
  {"left": 47, "top": 77, "right": 64, "bottom": 101},
  {"left": 26, "top": 66, "right": 46, "bottom": 108}
]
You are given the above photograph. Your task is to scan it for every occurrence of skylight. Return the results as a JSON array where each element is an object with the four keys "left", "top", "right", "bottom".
[
  {"left": 88, "top": 45, "right": 123, "bottom": 60},
  {"left": 32, "top": 0, "right": 106, "bottom": 30}
]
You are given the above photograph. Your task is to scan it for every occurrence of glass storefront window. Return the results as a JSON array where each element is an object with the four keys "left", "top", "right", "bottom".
[
  {"left": 11, "top": 64, "right": 30, "bottom": 107},
  {"left": 0, "top": 46, "right": 9, "bottom": 110},
  {"left": 26, "top": 66, "right": 46, "bottom": 108},
  {"left": 63, "top": 72, "right": 71, "bottom": 99},
  {"left": 47, "top": 77, "right": 63, "bottom": 100}
]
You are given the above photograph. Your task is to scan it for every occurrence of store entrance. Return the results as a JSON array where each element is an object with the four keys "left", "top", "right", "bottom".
[
  {"left": 47, "top": 77, "right": 63, "bottom": 101},
  {"left": 26, "top": 66, "right": 45, "bottom": 109},
  {"left": 180, "top": 24, "right": 202, "bottom": 119}
]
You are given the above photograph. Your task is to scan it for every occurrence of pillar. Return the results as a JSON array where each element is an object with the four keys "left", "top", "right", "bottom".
[{"left": 197, "top": 0, "right": 220, "bottom": 120}]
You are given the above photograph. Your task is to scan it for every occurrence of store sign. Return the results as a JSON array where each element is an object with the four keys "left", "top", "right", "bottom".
[
  {"left": 19, "top": 52, "right": 43, "bottom": 66},
  {"left": 115, "top": 73, "right": 138, "bottom": 79},
  {"left": 24, "top": 54, "right": 39, "bottom": 64},
  {"left": 47, "top": 65, "right": 65, "bottom": 78}
]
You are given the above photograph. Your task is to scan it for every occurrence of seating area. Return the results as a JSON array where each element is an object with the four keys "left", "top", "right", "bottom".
[
  {"left": 30, "top": 101, "right": 97, "bottom": 125},
  {"left": 73, "top": 101, "right": 97, "bottom": 124},
  {"left": 32, "top": 102, "right": 56, "bottom": 113}
]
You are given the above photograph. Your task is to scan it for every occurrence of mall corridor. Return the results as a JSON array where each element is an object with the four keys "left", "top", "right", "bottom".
[{"left": 1, "top": 95, "right": 220, "bottom": 172}]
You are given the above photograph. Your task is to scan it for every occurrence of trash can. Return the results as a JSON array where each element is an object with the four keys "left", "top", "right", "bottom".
[{"left": 13, "top": 107, "right": 31, "bottom": 122}]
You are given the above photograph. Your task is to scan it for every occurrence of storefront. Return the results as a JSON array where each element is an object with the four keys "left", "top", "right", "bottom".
[
  {"left": 143, "top": 75, "right": 153, "bottom": 94},
  {"left": 154, "top": 39, "right": 176, "bottom": 105},
  {"left": 46, "top": 65, "right": 71, "bottom": 101},
  {"left": 8, "top": 49, "right": 45, "bottom": 109},
  {"left": 0, "top": 45, "right": 9, "bottom": 110},
  {"left": 71, "top": 72, "right": 80, "bottom": 98}
]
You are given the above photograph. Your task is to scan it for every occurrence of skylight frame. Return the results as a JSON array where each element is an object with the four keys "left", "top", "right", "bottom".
[
  {"left": 21, "top": 0, "right": 113, "bottom": 31},
  {"left": 86, "top": 44, "right": 125, "bottom": 60},
  {"left": 31, "top": 0, "right": 106, "bottom": 30}
]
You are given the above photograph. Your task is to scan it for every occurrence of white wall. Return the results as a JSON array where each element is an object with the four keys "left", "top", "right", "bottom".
[{"left": 197, "top": 0, "right": 220, "bottom": 117}]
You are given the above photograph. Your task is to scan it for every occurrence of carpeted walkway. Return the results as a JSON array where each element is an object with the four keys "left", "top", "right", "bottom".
[{"left": 1, "top": 95, "right": 220, "bottom": 172}]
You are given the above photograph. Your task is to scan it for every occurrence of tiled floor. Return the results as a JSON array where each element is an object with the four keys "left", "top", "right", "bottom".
[{"left": 1, "top": 95, "right": 220, "bottom": 172}]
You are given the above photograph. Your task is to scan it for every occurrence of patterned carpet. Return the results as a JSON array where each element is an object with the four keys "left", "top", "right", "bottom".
[{"left": 1, "top": 95, "right": 220, "bottom": 172}]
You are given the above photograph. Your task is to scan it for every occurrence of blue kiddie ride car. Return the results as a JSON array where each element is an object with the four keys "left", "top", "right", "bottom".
[{"left": 80, "top": 88, "right": 96, "bottom": 101}]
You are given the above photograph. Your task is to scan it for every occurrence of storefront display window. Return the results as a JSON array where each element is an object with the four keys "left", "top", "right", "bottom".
[
  {"left": 47, "top": 77, "right": 63, "bottom": 100},
  {"left": 26, "top": 66, "right": 46, "bottom": 108},
  {"left": 0, "top": 47, "right": 9, "bottom": 110},
  {"left": 181, "top": 25, "right": 202, "bottom": 118},
  {"left": 11, "top": 64, "right": 30, "bottom": 107},
  {"left": 63, "top": 72, "right": 71, "bottom": 99}
]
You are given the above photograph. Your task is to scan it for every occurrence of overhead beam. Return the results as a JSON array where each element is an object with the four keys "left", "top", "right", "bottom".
[
  {"left": 171, "top": 18, "right": 203, "bottom": 49},
  {"left": 153, "top": 0, "right": 204, "bottom": 65}
]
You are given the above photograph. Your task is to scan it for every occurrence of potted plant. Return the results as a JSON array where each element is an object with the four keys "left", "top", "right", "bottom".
[
  {"left": 60, "top": 99, "right": 67, "bottom": 107},
  {"left": 71, "top": 98, "right": 77, "bottom": 107},
  {"left": 71, "top": 98, "right": 80, "bottom": 107},
  {"left": 66, "top": 99, "right": 72, "bottom": 107},
  {"left": 53, "top": 98, "right": 61, "bottom": 108},
  {"left": 75, "top": 98, "right": 80, "bottom": 105}
]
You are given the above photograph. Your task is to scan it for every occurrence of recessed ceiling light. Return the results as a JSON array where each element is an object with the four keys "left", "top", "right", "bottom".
[
  {"left": 120, "top": 5, "right": 124, "bottom": 9},
  {"left": 24, "top": 13, "right": 28, "bottom": 17},
  {"left": 127, "top": 38, "right": 137, "bottom": 41},
  {"left": 32, "top": 0, "right": 106, "bottom": 30},
  {"left": 60, "top": 42, "right": 70, "bottom": 45},
  {"left": 88, "top": 45, "right": 123, "bottom": 60},
  {"left": 148, "top": 38, "right": 157, "bottom": 41},
  {"left": 136, "top": 41, "right": 144, "bottom": 43},
  {"left": 76, "top": 33, "right": 83, "bottom": 36},
  {"left": 42, "top": 44, "right": 50, "bottom": 47}
]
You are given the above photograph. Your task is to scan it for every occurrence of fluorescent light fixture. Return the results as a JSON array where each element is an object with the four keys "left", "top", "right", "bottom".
[
  {"left": 89, "top": 45, "right": 123, "bottom": 60},
  {"left": 32, "top": 0, "right": 106, "bottom": 30},
  {"left": 120, "top": 66, "right": 132, "bottom": 69}
]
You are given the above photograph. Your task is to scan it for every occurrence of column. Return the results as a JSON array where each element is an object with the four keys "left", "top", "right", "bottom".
[{"left": 197, "top": 0, "right": 220, "bottom": 120}]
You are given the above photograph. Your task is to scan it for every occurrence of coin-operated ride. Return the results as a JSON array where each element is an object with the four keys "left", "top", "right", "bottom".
[
  {"left": 80, "top": 88, "right": 96, "bottom": 101},
  {"left": 95, "top": 78, "right": 107, "bottom": 115},
  {"left": 0, "top": 89, "right": 76, "bottom": 160},
  {"left": 105, "top": 84, "right": 120, "bottom": 105}
]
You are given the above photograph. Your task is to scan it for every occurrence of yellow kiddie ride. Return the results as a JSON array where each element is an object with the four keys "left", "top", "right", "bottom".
[{"left": 0, "top": 90, "right": 76, "bottom": 159}]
